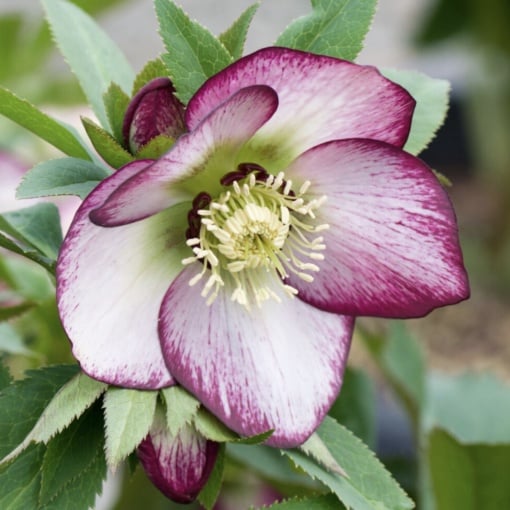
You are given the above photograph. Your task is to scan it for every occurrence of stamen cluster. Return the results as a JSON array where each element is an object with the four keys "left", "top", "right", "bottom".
[{"left": 182, "top": 164, "right": 329, "bottom": 308}]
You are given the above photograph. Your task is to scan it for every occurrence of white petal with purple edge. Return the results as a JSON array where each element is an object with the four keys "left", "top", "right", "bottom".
[
  {"left": 285, "top": 139, "right": 469, "bottom": 317},
  {"left": 187, "top": 47, "right": 415, "bottom": 170},
  {"left": 57, "top": 161, "right": 189, "bottom": 388},
  {"left": 92, "top": 85, "right": 279, "bottom": 227},
  {"left": 159, "top": 266, "right": 354, "bottom": 448}
]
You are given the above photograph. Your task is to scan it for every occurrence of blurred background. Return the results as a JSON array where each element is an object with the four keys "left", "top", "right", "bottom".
[{"left": 1, "top": 0, "right": 509, "bottom": 508}]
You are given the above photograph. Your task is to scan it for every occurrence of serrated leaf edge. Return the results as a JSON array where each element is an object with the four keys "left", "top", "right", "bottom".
[{"left": 0, "top": 373, "right": 107, "bottom": 465}]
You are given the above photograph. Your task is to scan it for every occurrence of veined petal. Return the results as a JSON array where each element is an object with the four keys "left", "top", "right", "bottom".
[
  {"left": 159, "top": 266, "right": 354, "bottom": 448},
  {"left": 285, "top": 139, "right": 470, "bottom": 317},
  {"left": 57, "top": 161, "right": 189, "bottom": 388},
  {"left": 123, "top": 77, "right": 186, "bottom": 153},
  {"left": 138, "top": 410, "right": 218, "bottom": 503},
  {"left": 187, "top": 47, "right": 415, "bottom": 170},
  {"left": 91, "top": 85, "right": 279, "bottom": 227}
]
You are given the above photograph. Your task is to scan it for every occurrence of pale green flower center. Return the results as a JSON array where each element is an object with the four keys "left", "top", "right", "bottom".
[{"left": 182, "top": 168, "right": 329, "bottom": 308}]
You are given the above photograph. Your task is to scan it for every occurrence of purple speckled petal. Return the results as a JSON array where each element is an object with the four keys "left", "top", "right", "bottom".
[
  {"left": 91, "top": 85, "right": 279, "bottom": 227},
  {"left": 285, "top": 139, "right": 470, "bottom": 317},
  {"left": 56, "top": 160, "right": 188, "bottom": 388},
  {"left": 123, "top": 77, "right": 186, "bottom": 153},
  {"left": 138, "top": 414, "right": 218, "bottom": 503},
  {"left": 158, "top": 266, "right": 354, "bottom": 448},
  {"left": 187, "top": 47, "right": 415, "bottom": 167}
]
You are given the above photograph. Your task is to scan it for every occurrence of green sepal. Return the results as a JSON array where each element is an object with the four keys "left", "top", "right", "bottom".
[
  {"left": 193, "top": 407, "right": 239, "bottom": 443},
  {"left": 132, "top": 58, "right": 170, "bottom": 95},
  {"left": 82, "top": 117, "right": 135, "bottom": 169},
  {"left": 197, "top": 443, "right": 225, "bottom": 510},
  {"left": 161, "top": 386, "right": 200, "bottom": 437},
  {"left": 103, "top": 82, "right": 130, "bottom": 145},
  {"left": 193, "top": 407, "right": 273, "bottom": 445},
  {"left": 219, "top": 3, "right": 260, "bottom": 59},
  {"left": 135, "top": 134, "right": 175, "bottom": 160},
  {"left": 103, "top": 387, "right": 158, "bottom": 470}
]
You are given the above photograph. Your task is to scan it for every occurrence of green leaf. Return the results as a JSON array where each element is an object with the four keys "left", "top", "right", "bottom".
[
  {"left": 284, "top": 417, "right": 414, "bottom": 510},
  {"left": 193, "top": 407, "right": 272, "bottom": 444},
  {"left": 194, "top": 407, "right": 239, "bottom": 442},
  {"left": 0, "top": 87, "right": 91, "bottom": 160},
  {"left": 16, "top": 158, "right": 108, "bottom": 201},
  {"left": 0, "top": 232, "right": 55, "bottom": 274},
  {"left": 42, "top": 0, "right": 135, "bottom": 129},
  {"left": 161, "top": 386, "right": 200, "bottom": 437},
  {"left": 300, "top": 432, "right": 347, "bottom": 478},
  {"left": 0, "top": 323, "right": 34, "bottom": 356},
  {"left": 156, "top": 0, "right": 233, "bottom": 104},
  {"left": 82, "top": 117, "right": 135, "bottom": 169},
  {"left": 135, "top": 134, "right": 175, "bottom": 160},
  {"left": 103, "top": 387, "right": 158, "bottom": 469},
  {"left": 0, "top": 203, "right": 63, "bottom": 261},
  {"left": 0, "top": 358, "right": 12, "bottom": 391},
  {"left": 198, "top": 443, "right": 225, "bottom": 510},
  {"left": 39, "top": 403, "right": 106, "bottom": 510},
  {"left": 382, "top": 68, "right": 450, "bottom": 155},
  {"left": 382, "top": 322, "right": 426, "bottom": 411},
  {"left": 427, "top": 428, "right": 510, "bottom": 510},
  {"left": 103, "top": 82, "right": 130, "bottom": 144},
  {"left": 359, "top": 322, "right": 425, "bottom": 427},
  {"left": 0, "top": 365, "right": 79, "bottom": 459},
  {"left": 2, "top": 373, "right": 107, "bottom": 464},
  {"left": 275, "top": 0, "right": 377, "bottom": 61},
  {"left": 228, "top": 443, "right": 314, "bottom": 487},
  {"left": 424, "top": 372, "right": 510, "bottom": 444},
  {"left": 257, "top": 494, "right": 346, "bottom": 510},
  {"left": 413, "top": 0, "right": 467, "bottom": 47},
  {"left": 0, "top": 444, "right": 46, "bottom": 510},
  {"left": 132, "top": 58, "right": 169, "bottom": 95},
  {"left": 219, "top": 3, "right": 259, "bottom": 59},
  {"left": 328, "top": 366, "right": 376, "bottom": 448}
]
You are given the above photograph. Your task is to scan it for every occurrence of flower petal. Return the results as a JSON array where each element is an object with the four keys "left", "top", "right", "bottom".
[
  {"left": 159, "top": 266, "right": 354, "bottom": 448},
  {"left": 285, "top": 139, "right": 470, "bottom": 317},
  {"left": 57, "top": 161, "right": 189, "bottom": 388},
  {"left": 123, "top": 77, "right": 186, "bottom": 153},
  {"left": 91, "top": 85, "right": 279, "bottom": 227},
  {"left": 138, "top": 411, "right": 218, "bottom": 503},
  {"left": 187, "top": 47, "right": 415, "bottom": 169}
]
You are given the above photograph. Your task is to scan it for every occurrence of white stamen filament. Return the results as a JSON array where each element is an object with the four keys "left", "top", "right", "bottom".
[{"left": 182, "top": 170, "right": 329, "bottom": 308}]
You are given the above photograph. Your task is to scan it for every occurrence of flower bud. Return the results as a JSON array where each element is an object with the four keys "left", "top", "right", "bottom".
[
  {"left": 123, "top": 77, "right": 186, "bottom": 154},
  {"left": 137, "top": 414, "right": 219, "bottom": 503}
]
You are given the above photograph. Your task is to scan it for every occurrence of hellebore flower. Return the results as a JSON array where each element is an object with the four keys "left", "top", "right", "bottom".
[
  {"left": 57, "top": 47, "right": 469, "bottom": 448},
  {"left": 137, "top": 409, "right": 219, "bottom": 502}
]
